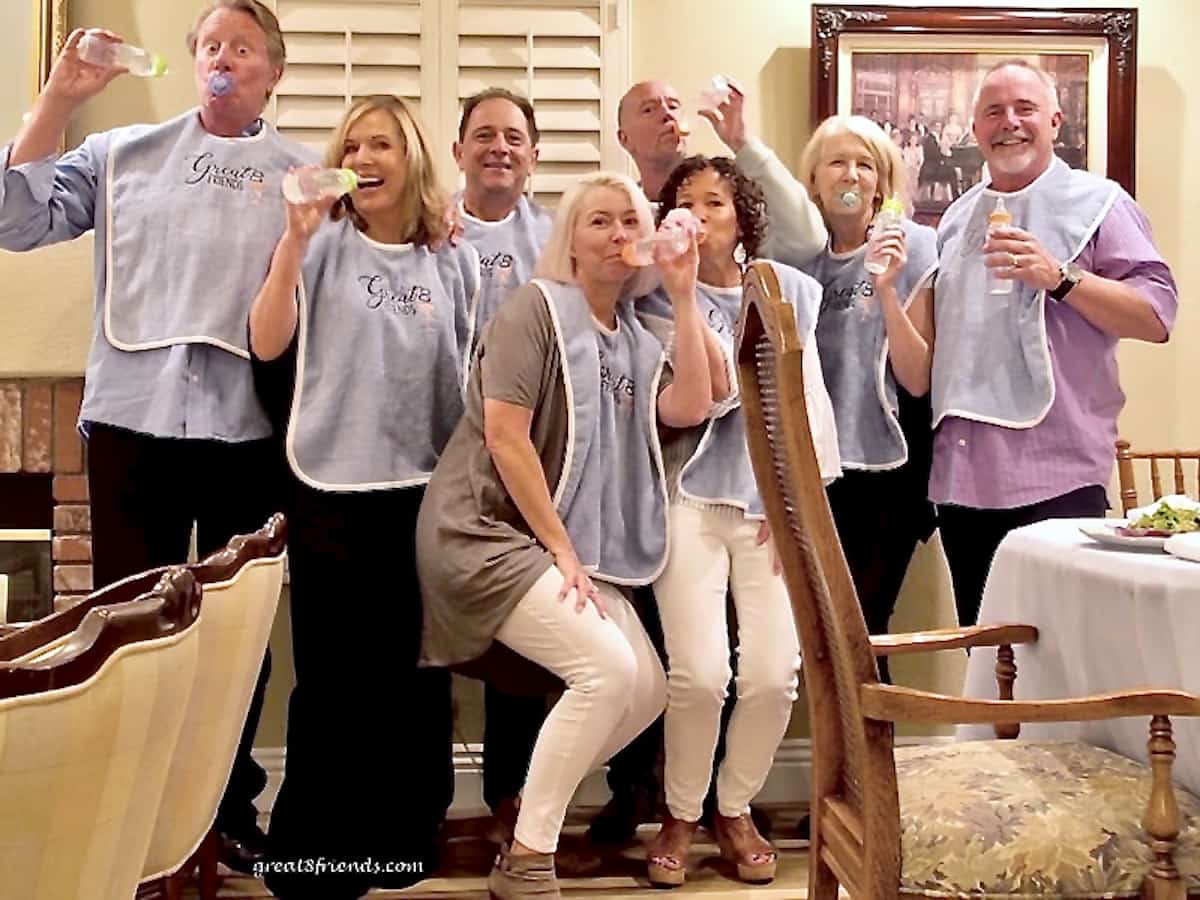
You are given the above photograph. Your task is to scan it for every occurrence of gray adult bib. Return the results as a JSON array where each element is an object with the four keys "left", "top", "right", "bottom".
[
  {"left": 288, "top": 219, "right": 480, "bottom": 491},
  {"left": 806, "top": 220, "right": 937, "bottom": 468},
  {"left": 933, "top": 157, "right": 1117, "bottom": 428},
  {"left": 533, "top": 279, "right": 668, "bottom": 584},
  {"left": 460, "top": 195, "right": 552, "bottom": 331},
  {"left": 639, "top": 261, "right": 821, "bottom": 517},
  {"left": 105, "top": 109, "right": 313, "bottom": 358}
]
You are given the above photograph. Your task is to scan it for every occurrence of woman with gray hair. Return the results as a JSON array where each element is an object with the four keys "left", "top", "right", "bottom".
[
  {"left": 0, "top": 0, "right": 311, "bottom": 872},
  {"left": 795, "top": 115, "right": 938, "bottom": 681},
  {"left": 417, "top": 171, "right": 722, "bottom": 899}
]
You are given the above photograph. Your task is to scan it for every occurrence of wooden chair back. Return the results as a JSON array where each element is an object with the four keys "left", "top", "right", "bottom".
[
  {"left": 736, "top": 260, "right": 901, "bottom": 896},
  {"left": 0, "top": 569, "right": 201, "bottom": 900},
  {"left": 142, "top": 515, "right": 287, "bottom": 883},
  {"left": 1115, "top": 439, "right": 1200, "bottom": 514},
  {"left": 0, "top": 566, "right": 167, "bottom": 662}
]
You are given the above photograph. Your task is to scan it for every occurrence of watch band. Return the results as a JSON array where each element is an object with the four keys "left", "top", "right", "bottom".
[{"left": 1049, "top": 261, "right": 1084, "bottom": 301}]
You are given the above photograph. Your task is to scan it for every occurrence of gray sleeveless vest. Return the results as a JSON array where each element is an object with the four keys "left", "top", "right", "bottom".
[{"left": 532, "top": 279, "right": 669, "bottom": 583}]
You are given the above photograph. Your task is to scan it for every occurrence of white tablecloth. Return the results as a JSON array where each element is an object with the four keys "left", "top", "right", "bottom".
[{"left": 959, "top": 518, "right": 1200, "bottom": 794}]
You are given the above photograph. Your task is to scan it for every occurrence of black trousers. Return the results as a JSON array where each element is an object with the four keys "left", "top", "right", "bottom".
[
  {"left": 827, "top": 468, "right": 930, "bottom": 683},
  {"left": 86, "top": 421, "right": 277, "bottom": 839},
  {"left": 264, "top": 483, "right": 452, "bottom": 900},
  {"left": 482, "top": 684, "right": 546, "bottom": 811},
  {"left": 938, "top": 484, "right": 1107, "bottom": 628},
  {"left": 604, "top": 584, "right": 667, "bottom": 797}
]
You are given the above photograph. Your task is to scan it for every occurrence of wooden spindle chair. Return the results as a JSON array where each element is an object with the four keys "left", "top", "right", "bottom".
[
  {"left": 1116, "top": 439, "right": 1200, "bottom": 514},
  {"left": 737, "top": 260, "right": 1200, "bottom": 900}
]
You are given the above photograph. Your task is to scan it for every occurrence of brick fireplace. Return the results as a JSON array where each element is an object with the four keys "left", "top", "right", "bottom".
[{"left": 0, "top": 378, "right": 91, "bottom": 613}]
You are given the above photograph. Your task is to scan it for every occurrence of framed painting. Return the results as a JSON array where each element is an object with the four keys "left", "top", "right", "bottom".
[{"left": 811, "top": 5, "right": 1137, "bottom": 224}]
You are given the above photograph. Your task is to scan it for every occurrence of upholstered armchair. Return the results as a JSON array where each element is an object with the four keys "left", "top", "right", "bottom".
[
  {"left": 139, "top": 515, "right": 287, "bottom": 900},
  {"left": 0, "top": 569, "right": 201, "bottom": 900}
]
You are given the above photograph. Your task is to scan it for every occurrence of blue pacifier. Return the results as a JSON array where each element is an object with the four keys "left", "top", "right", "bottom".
[{"left": 208, "top": 72, "right": 234, "bottom": 97}]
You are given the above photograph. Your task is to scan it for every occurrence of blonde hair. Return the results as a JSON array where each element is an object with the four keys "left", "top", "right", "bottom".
[
  {"left": 797, "top": 115, "right": 906, "bottom": 219},
  {"left": 187, "top": 0, "right": 285, "bottom": 70},
  {"left": 534, "top": 171, "right": 658, "bottom": 299},
  {"left": 325, "top": 96, "right": 450, "bottom": 247}
]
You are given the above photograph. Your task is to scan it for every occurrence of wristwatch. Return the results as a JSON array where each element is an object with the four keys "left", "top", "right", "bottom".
[{"left": 1049, "top": 260, "right": 1085, "bottom": 301}]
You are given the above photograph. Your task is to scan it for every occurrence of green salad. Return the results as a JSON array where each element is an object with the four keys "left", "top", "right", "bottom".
[{"left": 1130, "top": 501, "right": 1200, "bottom": 533}]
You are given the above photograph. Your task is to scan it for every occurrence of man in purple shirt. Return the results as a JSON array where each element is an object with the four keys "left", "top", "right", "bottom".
[{"left": 927, "top": 60, "right": 1178, "bottom": 628}]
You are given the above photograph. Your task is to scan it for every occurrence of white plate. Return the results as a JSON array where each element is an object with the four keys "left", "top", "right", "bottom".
[
  {"left": 1078, "top": 520, "right": 1168, "bottom": 551},
  {"left": 1165, "top": 532, "right": 1200, "bottom": 563}
]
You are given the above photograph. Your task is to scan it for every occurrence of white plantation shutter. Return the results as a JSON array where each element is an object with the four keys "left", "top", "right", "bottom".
[
  {"left": 270, "top": 0, "right": 438, "bottom": 158},
  {"left": 269, "top": 0, "right": 628, "bottom": 200}
]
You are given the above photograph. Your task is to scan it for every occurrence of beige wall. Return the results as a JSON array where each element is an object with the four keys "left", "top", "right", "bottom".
[{"left": 0, "top": 0, "right": 203, "bottom": 376}]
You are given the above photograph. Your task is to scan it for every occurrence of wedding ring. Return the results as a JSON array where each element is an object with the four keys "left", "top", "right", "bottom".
[{"left": 1009, "top": 252, "right": 1019, "bottom": 269}]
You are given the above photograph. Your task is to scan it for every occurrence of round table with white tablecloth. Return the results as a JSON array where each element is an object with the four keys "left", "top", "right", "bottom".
[{"left": 958, "top": 517, "right": 1200, "bottom": 794}]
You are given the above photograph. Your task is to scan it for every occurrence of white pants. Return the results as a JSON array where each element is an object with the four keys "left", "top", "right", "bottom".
[
  {"left": 656, "top": 502, "right": 800, "bottom": 821},
  {"left": 496, "top": 566, "right": 667, "bottom": 853}
]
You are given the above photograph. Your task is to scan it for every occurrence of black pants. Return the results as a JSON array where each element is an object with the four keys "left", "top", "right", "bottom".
[
  {"left": 604, "top": 584, "right": 667, "bottom": 797},
  {"left": 827, "top": 468, "right": 929, "bottom": 684},
  {"left": 86, "top": 421, "right": 277, "bottom": 840},
  {"left": 264, "top": 483, "right": 452, "bottom": 900},
  {"left": 482, "top": 685, "right": 546, "bottom": 812},
  {"left": 938, "top": 484, "right": 1107, "bottom": 628}
]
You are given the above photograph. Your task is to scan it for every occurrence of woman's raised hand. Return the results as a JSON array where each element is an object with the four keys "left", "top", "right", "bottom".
[
  {"left": 698, "top": 78, "right": 748, "bottom": 154},
  {"left": 870, "top": 225, "right": 908, "bottom": 291},
  {"left": 44, "top": 29, "right": 128, "bottom": 107},
  {"left": 656, "top": 231, "right": 700, "bottom": 306}
]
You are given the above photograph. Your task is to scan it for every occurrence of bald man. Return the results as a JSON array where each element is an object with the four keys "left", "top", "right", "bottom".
[{"left": 617, "top": 78, "right": 827, "bottom": 266}]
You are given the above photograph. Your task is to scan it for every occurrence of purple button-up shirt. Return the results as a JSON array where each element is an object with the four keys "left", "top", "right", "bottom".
[{"left": 930, "top": 190, "right": 1178, "bottom": 510}]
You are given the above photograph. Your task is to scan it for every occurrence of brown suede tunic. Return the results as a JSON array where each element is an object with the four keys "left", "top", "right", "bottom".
[{"left": 416, "top": 284, "right": 569, "bottom": 667}]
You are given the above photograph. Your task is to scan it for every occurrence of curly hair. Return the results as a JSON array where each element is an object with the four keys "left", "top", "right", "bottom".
[{"left": 656, "top": 155, "right": 768, "bottom": 260}]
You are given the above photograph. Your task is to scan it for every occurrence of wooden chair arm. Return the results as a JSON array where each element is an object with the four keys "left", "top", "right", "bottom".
[
  {"left": 870, "top": 623, "right": 1038, "bottom": 656},
  {"left": 860, "top": 682, "right": 1200, "bottom": 725}
]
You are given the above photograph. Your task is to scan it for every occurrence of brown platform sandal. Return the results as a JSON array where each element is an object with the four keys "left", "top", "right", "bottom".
[
  {"left": 713, "top": 811, "right": 778, "bottom": 884},
  {"left": 488, "top": 842, "right": 560, "bottom": 899},
  {"left": 646, "top": 813, "right": 700, "bottom": 888}
]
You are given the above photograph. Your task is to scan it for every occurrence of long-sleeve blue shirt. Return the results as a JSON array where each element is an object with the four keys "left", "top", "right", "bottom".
[{"left": 0, "top": 117, "right": 314, "bottom": 441}]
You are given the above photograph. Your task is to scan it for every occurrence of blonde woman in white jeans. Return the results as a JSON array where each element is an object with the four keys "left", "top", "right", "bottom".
[
  {"left": 416, "top": 171, "right": 732, "bottom": 900},
  {"left": 639, "top": 156, "right": 841, "bottom": 887}
]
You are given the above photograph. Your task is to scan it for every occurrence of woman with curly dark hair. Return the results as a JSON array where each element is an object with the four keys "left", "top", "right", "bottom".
[{"left": 637, "top": 156, "right": 841, "bottom": 887}]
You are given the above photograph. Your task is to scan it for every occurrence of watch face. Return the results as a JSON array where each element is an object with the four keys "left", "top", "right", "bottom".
[{"left": 1065, "top": 262, "right": 1085, "bottom": 283}]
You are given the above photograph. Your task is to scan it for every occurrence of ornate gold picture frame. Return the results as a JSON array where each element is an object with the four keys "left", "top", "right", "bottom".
[{"left": 36, "top": 0, "right": 69, "bottom": 92}]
